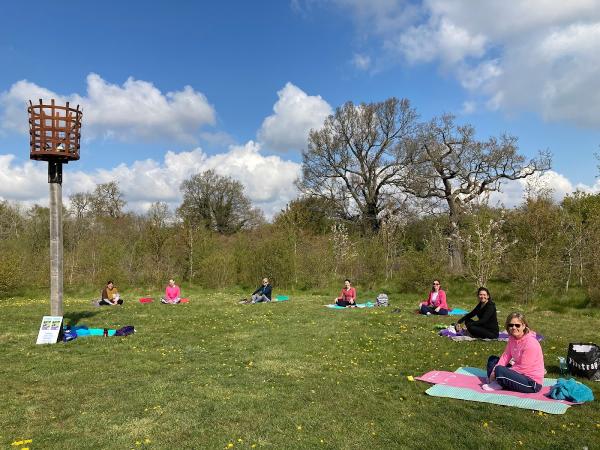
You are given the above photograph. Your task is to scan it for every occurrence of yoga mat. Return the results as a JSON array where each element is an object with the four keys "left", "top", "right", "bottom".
[
  {"left": 180, "top": 298, "right": 189, "bottom": 303},
  {"left": 275, "top": 295, "right": 290, "bottom": 301},
  {"left": 70, "top": 326, "right": 116, "bottom": 337},
  {"left": 416, "top": 369, "right": 574, "bottom": 415},
  {"left": 439, "top": 329, "right": 545, "bottom": 342},
  {"left": 139, "top": 297, "right": 154, "bottom": 303},
  {"left": 449, "top": 308, "right": 469, "bottom": 315},
  {"left": 326, "top": 302, "right": 375, "bottom": 309}
]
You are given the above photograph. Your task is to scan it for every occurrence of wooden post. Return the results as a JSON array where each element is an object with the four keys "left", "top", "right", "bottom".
[{"left": 49, "top": 174, "right": 63, "bottom": 316}]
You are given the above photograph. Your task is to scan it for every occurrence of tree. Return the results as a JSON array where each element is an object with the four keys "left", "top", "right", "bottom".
[
  {"left": 404, "top": 114, "right": 551, "bottom": 272},
  {"left": 91, "top": 181, "right": 125, "bottom": 218},
  {"left": 178, "top": 170, "right": 263, "bottom": 235},
  {"left": 298, "top": 97, "right": 417, "bottom": 233}
]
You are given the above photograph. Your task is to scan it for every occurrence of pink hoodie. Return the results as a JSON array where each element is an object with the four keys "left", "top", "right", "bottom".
[{"left": 495, "top": 332, "right": 545, "bottom": 384}]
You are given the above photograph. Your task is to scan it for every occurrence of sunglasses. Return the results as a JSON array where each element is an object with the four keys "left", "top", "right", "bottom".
[
  {"left": 433, "top": 283, "right": 440, "bottom": 285},
  {"left": 507, "top": 323, "right": 522, "bottom": 329}
]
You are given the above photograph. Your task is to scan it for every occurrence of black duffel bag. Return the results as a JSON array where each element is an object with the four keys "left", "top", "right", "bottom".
[{"left": 567, "top": 343, "right": 600, "bottom": 381}]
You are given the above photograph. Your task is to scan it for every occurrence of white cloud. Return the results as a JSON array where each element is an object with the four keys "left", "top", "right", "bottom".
[
  {"left": 333, "top": 0, "right": 600, "bottom": 128},
  {"left": 257, "top": 82, "right": 332, "bottom": 153},
  {"left": 488, "top": 170, "right": 599, "bottom": 208},
  {"left": 0, "top": 73, "right": 216, "bottom": 142},
  {"left": 0, "top": 144, "right": 301, "bottom": 219},
  {"left": 352, "top": 53, "right": 372, "bottom": 70}
]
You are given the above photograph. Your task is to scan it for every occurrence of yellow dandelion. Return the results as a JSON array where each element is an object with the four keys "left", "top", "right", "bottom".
[
  {"left": 297, "top": 425, "right": 302, "bottom": 430},
  {"left": 227, "top": 443, "right": 234, "bottom": 448},
  {"left": 483, "top": 422, "right": 488, "bottom": 428},
  {"left": 144, "top": 438, "right": 151, "bottom": 444},
  {"left": 407, "top": 375, "right": 415, "bottom": 382}
]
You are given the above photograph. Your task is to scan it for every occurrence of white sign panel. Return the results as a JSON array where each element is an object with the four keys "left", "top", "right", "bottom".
[{"left": 36, "top": 316, "right": 63, "bottom": 344}]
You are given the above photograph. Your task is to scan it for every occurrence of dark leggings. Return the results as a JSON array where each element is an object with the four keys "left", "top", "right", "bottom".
[
  {"left": 336, "top": 299, "right": 355, "bottom": 307},
  {"left": 465, "top": 321, "right": 498, "bottom": 339},
  {"left": 420, "top": 305, "right": 448, "bottom": 315},
  {"left": 99, "top": 299, "right": 123, "bottom": 306},
  {"left": 486, "top": 355, "right": 541, "bottom": 393}
]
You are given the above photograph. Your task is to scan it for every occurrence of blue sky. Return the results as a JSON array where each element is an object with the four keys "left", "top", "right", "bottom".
[{"left": 1, "top": 1, "right": 600, "bottom": 216}]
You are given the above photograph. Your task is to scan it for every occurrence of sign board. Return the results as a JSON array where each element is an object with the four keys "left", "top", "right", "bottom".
[{"left": 36, "top": 316, "right": 63, "bottom": 344}]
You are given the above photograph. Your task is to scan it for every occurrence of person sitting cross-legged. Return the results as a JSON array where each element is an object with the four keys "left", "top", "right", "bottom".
[
  {"left": 334, "top": 279, "right": 357, "bottom": 307},
  {"left": 418, "top": 279, "right": 449, "bottom": 315},
  {"left": 161, "top": 279, "right": 181, "bottom": 304},
  {"left": 484, "top": 312, "right": 544, "bottom": 393},
  {"left": 98, "top": 280, "right": 123, "bottom": 306}
]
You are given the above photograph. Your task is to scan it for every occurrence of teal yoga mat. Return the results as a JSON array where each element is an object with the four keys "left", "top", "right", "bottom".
[
  {"left": 448, "top": 308, "right": 469, "bottom": 315},
  {"left": 425, "top": 384, "right": 569, "bottom": 415},
  {"left": 326, "top": 302, "right": 375, "bottom": 309},
  {"left": 275, "top": 295, "right": 289, "bottom": 301}
]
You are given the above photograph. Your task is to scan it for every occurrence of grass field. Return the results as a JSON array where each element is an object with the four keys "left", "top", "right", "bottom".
[{"left": 1, "top": 286, "right": 599, "bottom": 449}]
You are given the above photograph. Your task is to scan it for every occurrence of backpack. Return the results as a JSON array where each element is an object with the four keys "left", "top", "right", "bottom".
[
  {"left": 115, "top": 325, "right": 135, "bottom": 336},
  {"left": 376, "top": 293, "right": 389, "bottom": 307}
]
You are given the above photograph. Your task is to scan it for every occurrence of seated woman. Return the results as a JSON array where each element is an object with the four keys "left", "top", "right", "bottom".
[
  {"left": 250, "top": 278, "right": 272, "bottom": 303},
  {"left": 419, "top": 279, "right": 448, "bottom": 315},
  {"left": 455, "top": 287, "right": 499, "bottom": 339},
  {"left": 161, "top": 279, "right": 181, "bottom": 304},
  {"left": 484, "top": 312, "right": 544, "bottom": 393},
  {"left": 99, "top": 280, "right": 123, "bottom": 306},
  {"left": 334, "top": 279, "right": 357, "bottom": 307}
]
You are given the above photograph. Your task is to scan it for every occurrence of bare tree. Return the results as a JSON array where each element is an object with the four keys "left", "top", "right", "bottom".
[
  {"left": 178, "top": 170, "right": 263, "bottom": 235},
  {"left": 404, "top": 114, "right": 551, "bottom": 272},
  {"left": 68, "top": 192, "right": 93, "bottom": 219},
  {"left": 91, "top": 181, "right": 126, "bottom": 218},
  {"left": 298, "top": 97, "right": 417, "bottom": 233}
]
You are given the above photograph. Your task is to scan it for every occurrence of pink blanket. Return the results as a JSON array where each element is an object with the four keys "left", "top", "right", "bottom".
[{"left": 416, "top": 370, "right": 574, "bottom": 405}]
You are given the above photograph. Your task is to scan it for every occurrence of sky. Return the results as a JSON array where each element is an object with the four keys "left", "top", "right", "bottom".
[{"left": 1, "top": 0, "right": 600, "bottom": 218}]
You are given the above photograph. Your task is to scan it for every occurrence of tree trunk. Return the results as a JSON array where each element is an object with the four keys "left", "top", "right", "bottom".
[
  {"left": 49, "top": 182, "right": 63, "bottom": 316},
  {"left": 448, "top": 215, "right": 463, "bottom": 273}
]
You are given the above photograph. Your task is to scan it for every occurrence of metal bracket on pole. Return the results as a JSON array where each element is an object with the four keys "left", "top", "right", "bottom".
[{"left": 48, "top": 161, "right": 63, "bottom": 184}]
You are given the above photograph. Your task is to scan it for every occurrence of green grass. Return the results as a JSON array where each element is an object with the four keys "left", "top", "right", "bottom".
[{"left": 1, "top": 288, "right": 599, "bottom": 449}]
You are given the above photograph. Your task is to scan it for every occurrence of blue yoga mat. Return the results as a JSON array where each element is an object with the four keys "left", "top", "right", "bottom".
[
  {"left": 448, "top": 308, "right": 469, "bottom": 315},
  {"left": 69, "top": 326, "right": 116, "bottom": 337}
]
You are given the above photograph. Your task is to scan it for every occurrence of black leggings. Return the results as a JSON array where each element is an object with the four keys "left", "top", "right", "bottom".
[
  {"left": 336, "top": 299, "right": 355, "bottom": 307},
  {"left": 99, "top": 299, "right": 123, "bottom": 306},
  {"left": 465, "top": 321, "right": 498, "bottom": 339}
]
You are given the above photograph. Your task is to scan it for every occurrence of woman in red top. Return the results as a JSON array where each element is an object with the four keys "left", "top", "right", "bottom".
[
  {"left": 335, "top": 279, "right": 357, "bottom": 307},
  {"left": 419, "top": 279, "right": 449, "bottom": 315}
]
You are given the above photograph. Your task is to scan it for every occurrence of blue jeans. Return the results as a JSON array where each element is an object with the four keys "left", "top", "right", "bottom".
[
  {"left": 486, "top": 355, "right": 541, "bottom": 393},
  {"left": 251, "top": 294, "right": 270, "bottom": 303},
  {"left": 420, "top": 305, "right": 448, "bottom": 315}
]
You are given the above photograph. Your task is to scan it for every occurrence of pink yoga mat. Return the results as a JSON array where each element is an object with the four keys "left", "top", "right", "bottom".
[
  {"left": 416, "top": 370, "right": 574, "bottom": 405},
  {"left": 139, "top": 297, "right": 154, "bottom": 303},
  {"left": 180, "top": 298, "right": 189, "bottom": 303}
]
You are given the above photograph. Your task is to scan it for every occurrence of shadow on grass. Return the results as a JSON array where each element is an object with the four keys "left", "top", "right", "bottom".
[{"left": 64, "top": 310, "right": 100, "bottom": 325}]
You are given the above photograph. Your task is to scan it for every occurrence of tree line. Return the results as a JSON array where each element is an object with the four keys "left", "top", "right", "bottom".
[{"left": 0, "top": 97, "right": 597, "bottom": 307}]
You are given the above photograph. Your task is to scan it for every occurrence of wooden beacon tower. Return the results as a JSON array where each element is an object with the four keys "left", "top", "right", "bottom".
[{"left": 28, "top": 99, "right": 83, "bottom": 316}]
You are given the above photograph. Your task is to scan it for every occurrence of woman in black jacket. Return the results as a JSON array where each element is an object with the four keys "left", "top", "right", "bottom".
[{"left": 456, "top": 287, "right": 499, "bottom": 339}]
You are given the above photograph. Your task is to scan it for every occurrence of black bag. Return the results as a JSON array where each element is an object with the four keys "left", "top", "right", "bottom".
[
  {"left": 567, "top": 343, "right": 600, "bottom": 381},
  {"left": 115, "top": 325, "right": 135, "bottom": 336}
]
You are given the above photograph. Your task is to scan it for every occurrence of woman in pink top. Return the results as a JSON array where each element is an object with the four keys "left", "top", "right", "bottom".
[
  {"left": 484, "top": 312, "right": 545, "bottom": 393},
  {"left": 334, "top": 279, "right": 357, "bottom": 307},
  {"left": 418, "top": 279, "right": 449, "bottom": 315},
  {"left": 161, "top": 279, "right": 181, "bottom": 304}
]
